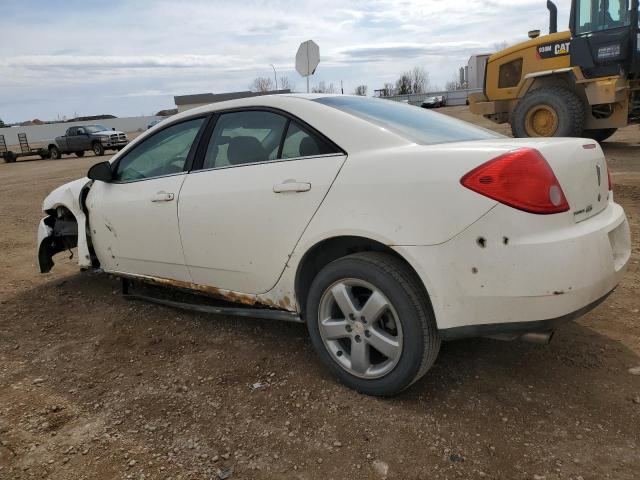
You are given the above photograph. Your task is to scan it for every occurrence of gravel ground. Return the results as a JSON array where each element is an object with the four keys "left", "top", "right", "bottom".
[{"left": 0, "top": 108, "right": 639, "bottom": 480}]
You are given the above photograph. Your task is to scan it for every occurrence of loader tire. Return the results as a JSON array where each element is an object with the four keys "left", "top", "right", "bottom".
[{"left": 511, "top": 86, "right": 584, "bottom": 138}]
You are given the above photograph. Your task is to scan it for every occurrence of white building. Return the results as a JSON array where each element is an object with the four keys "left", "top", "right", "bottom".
[{"left": 174, "top": 90, "right": 291, "bottom": 113}]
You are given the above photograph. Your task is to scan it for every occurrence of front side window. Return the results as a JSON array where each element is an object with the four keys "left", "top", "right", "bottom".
[
  {"left": 498, "top": 58, "right": 523, "bottom": 89},
  {"left": 113, "top": 117, "right": 205, "bottom": 182},
  {"left": 315, "top": 96, "right": 501, "bottom": 145}
]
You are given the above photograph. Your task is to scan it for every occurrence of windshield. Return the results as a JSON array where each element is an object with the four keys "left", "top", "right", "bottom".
[
  {"left": 85, "top": 124, "right": 109, "bottom": 133},
  {"left": 314, "top": 96, "right": 501, "bottom": 145},
  {"left": 576, "top": 0, "right": 632, "bottom": 34}
]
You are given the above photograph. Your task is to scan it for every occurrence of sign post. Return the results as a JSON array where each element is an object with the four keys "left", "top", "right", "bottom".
[{"left": 295, "top": 40, "right": 320, "bottom": 93}]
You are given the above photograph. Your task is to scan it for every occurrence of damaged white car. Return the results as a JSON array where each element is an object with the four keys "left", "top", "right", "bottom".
[{"left": 38, "top": 94, "right": 631, "bottom": 395}]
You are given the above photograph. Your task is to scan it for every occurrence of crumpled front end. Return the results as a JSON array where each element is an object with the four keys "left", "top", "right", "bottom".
[{"left": 38, "top": 178, "right": 93, "bottom": 272}]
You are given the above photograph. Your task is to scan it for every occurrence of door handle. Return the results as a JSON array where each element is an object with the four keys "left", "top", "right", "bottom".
[
  {"left": 273, "top": 181, "right": 311, "bottom": 193},
  {"left": 150, "top": 192, "right": 175, "bottom": 202}
]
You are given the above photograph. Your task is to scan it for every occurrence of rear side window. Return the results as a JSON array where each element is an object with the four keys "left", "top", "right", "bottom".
[
  {"left": 203, "top": 111, "right": 287, "bottom": 169},
  {"left": 315, "top": 96, "right": 501, "bottom": 145},
  {"left": 281, "top": 122, "right": 335, "bottom": 159},
  {"left": 498, "top": 58, "right": 523, "bottom": 88},
  {"left": 203, "top": 111, "right": 339, "bottom": 169}
]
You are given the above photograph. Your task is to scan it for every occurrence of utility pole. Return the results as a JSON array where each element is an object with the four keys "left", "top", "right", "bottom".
[
  {"left": 270, "top": 64, "right": 278, "bottom": 90},
  {"left": 341, "top": 80, "right": 344, "bottom": 94}
]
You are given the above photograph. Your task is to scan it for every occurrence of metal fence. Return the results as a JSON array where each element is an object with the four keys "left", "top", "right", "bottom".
[{"left": 382, "top": 88, "right": 482, "bottom": 107}]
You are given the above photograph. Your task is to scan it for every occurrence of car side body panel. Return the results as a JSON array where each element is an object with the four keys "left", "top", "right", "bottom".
[
  {"left": 178, "top": 153, "right": 347, "bottom": 294},
  {"left": 86, "top": 174, "right": 192, "bottom": 282}
]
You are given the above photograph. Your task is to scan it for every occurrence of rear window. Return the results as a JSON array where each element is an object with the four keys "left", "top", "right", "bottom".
[{"left": 314, "top": 96, "right": 502, "bottom": 145}]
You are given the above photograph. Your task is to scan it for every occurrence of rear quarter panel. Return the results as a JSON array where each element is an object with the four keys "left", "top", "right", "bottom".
[{"left": 294, "top": 142, "right": 502, "bottom": 249}]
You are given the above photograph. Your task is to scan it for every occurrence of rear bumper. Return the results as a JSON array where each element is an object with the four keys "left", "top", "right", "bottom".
[
  {"left": 438, "top": 288, "right": 613, "bottom": 340},
  {"left": 393, "top": 201, "right": 631, "bottom": 334}
]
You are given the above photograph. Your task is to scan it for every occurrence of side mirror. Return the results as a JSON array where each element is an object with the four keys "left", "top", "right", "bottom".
[{"left": 88, "top": 161, "right": 113, "bottom": 182}]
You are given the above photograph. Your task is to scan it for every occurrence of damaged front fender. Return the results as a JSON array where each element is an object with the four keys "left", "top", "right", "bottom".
[{"left": 38, "top": 177, "right": 92, "bottom": 272}]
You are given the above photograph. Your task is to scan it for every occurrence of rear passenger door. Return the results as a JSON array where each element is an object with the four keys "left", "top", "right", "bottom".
[{"left": 178, "top": 109, "right": 346, "bottom": 294}]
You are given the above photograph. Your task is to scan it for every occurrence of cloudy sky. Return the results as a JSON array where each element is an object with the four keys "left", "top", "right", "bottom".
[{"left": 0, "top": 0, "right": 569, "bottom": 123}]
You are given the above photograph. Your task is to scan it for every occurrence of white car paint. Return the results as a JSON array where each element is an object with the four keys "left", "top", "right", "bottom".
[
  {"left": 178, "top": 153, "right": 347, "bottom": 293},
  {"left": 38, "top": 94, "right": 631, "bottom": 338},
  {"left": 87, "top": 173, "right": 191, "bottom": 282}
]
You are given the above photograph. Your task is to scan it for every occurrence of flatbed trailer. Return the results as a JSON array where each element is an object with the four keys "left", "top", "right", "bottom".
[{"left": 1, "top": 133, "right": 49, "bottom": 163}]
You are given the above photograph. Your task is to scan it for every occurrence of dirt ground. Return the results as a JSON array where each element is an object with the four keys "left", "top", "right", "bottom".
[{"left": 0, "top": 108, "right": 638, "bottom": 480}]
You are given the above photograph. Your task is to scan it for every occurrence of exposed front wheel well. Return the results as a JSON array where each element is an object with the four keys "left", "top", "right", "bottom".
[
  {"left": 39, "top": 206, "right": 79, "bottom": 273},
  {"left": 294, "top": 236, "right": 429, "bottom": 320}
]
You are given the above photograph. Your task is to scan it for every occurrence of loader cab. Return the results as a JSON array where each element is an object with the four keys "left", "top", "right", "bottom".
[{"left": 569, "top": 0, "right": 640, "bottom": 77}]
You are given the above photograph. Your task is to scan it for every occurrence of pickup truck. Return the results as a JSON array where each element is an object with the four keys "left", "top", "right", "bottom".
[{"left": 48, "top": 124, "right": 128, "bottom": 159}]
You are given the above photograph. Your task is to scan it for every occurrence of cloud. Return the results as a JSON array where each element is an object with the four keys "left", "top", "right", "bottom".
[
  {"left": 0, "top": 0, "right": 570, "bottom": 122},
  {"left": 105, "top": 89, "right": 175, "bottom": 98},
  {"left": 1, "top": 54, "right": 237, "bottom": 70},
  {"left": 337, "top": 42, "right": 484, "bottom": 62}
]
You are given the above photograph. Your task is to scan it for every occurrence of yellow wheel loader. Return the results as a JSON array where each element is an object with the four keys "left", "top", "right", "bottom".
[{"left": 470, "top": 0, "right": 640, "bottom": 140}]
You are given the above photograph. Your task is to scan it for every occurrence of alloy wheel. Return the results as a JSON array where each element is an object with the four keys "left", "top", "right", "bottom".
[{"left": 317, "top": 278, "right": 403, "bottom": 379}]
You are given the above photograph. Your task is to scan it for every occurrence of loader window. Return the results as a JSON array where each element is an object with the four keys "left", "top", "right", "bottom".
[
  {"left": 576, "top": 0, "right": 631, "bottom": 34},
  {"left": 498, "top": 58, "right": 523, "bottom": 89}
]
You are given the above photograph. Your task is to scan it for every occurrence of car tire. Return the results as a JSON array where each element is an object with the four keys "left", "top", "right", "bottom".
[
  {"left": 75, "top": 151, "right": 85, "bottom": 157},
  {"left": 306, "top": 251, "right": 440, "bottom": 396},
  {"left": 92, "top": 142, "right": 105, "bottom": 156},
  {"left": 49, "top": 147, "right": 61, "bottom": 160},
  {"left": 582, "top": 128, "right": 617, "bottom": 143},
  {"left": 3, "top": 151, "right": 17, "bottom": 163},
  {"left": 511, "top": 86, "right": 584, "bottom": 138}
]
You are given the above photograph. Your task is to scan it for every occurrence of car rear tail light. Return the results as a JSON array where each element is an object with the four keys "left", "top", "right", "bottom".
[
  {"left": 460, "top": 148, "right": 569, "bottom": 214},
  {"left": 607, "top": 166, "right": 613, "bottom": 191}
]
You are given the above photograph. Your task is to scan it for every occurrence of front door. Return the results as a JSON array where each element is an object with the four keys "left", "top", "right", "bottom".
[
  {"left": 68, "top": 127, "right": 87, "bottom": 151},
  {"left": 178, "top": 110, "right": 345, "bottom": 294},
  {"left": 87, "top": 116, "right": 207, "bottom": 281}
]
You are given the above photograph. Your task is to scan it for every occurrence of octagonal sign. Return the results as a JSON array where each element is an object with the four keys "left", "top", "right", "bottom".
[{"left": 295, "top": 40, "right": 320, "bottom": 77}]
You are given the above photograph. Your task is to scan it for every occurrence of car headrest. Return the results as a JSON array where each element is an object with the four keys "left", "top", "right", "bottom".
[
  {"left": 299, "top": 136, "right": 320, "bottom": 157},
  {"left": 227, "top": 136, "right": 267, "bottom": 165}
]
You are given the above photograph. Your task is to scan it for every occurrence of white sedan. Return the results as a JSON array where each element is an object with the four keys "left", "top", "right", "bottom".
[{"left": 38, "top": 94, "right": 631, "bottom": 395}]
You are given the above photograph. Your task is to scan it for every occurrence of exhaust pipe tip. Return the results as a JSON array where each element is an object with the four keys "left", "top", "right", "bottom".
[{"left": 520, "top": 331, "right": 554, "bottom": 345}]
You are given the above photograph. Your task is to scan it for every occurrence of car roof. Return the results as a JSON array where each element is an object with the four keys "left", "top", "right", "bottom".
[{"left": 139, "top": 94, "right": 412, "bottom": 155}]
